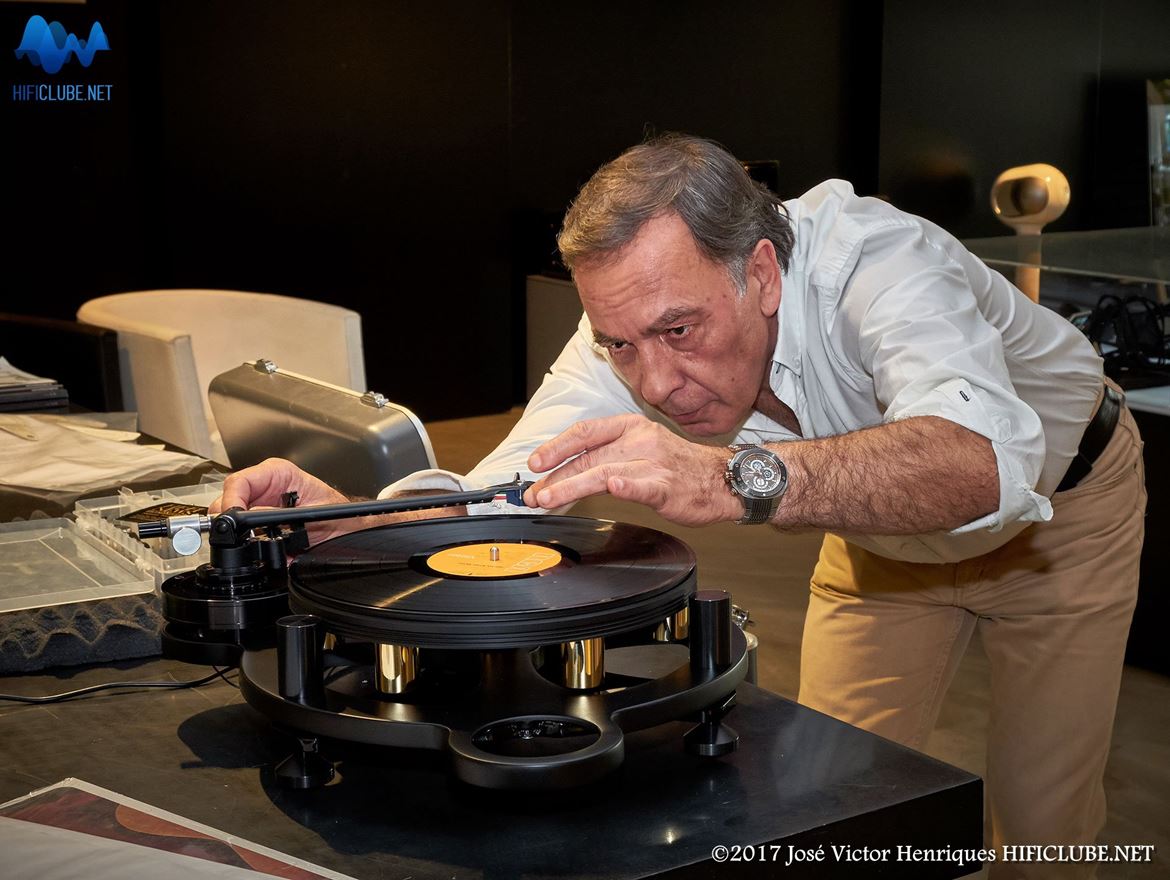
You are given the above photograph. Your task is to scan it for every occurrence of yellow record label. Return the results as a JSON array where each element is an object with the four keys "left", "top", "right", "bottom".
[{"left": 427, "top": 542, "right": 562, "bottom": 577}]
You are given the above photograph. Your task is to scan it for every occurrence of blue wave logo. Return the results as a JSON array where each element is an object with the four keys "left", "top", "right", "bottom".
[{"left": 14, "top": 15, "right": 109, "bottom": 75}]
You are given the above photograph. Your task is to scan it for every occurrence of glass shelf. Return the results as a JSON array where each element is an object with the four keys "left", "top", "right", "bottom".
[{"left": 963, "top": 227, "right": 1170, "bottom": 286}]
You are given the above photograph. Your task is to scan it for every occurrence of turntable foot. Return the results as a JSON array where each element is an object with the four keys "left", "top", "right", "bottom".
[
  {"left": 683, "top": 693, "right": 739, "bottom": 758},
  {"left": 275, "top": 736, "right": 336, "bottom": 789}
]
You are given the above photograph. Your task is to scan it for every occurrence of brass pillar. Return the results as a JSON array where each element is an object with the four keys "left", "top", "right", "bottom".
[
  {"left": 653, "top": 606, "right": 690, "bottom": 642},
  {"left": 375, "top": 643, "right": 418, "bottom": 694},
  {"left": 561, "top": 637, "right": 605, "bottom": 690}
]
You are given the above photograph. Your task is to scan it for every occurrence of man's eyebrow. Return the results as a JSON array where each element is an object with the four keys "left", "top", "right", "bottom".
[
  {"left": 647, "top": 307, "right": 700, "bottom": 333},
  {"left": 592, "top": 327, "right": 626, "bottom": 346},
  {"left": 592, "top": 307, "right": 701, "bottom": 347}
]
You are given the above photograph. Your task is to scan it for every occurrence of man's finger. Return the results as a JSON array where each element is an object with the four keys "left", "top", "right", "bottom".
[
  {"left": 211, "top": 458, "right": 300, "bottom": 514},
  {"left": 528, "top": 415, "right": 635, "bottom": 472},
  {"left": 606, "top": 474, "right": 669, "bottom": 511},
  {"left": 529, "top": 443, "right": 616, "bottom": 493},
  {"left": 525, "top": 449, "right": 614, "bottom": 507},
  {"left": 532, "top": 461, "right": 635, "bottom": 509},
  {"left": 213, "top": 473, "right": 254, "bottom": 513}
]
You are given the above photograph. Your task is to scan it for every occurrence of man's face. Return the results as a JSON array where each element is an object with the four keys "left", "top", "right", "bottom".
[{"left": 574, "top": 212, "right": 781, "bottom": 437}]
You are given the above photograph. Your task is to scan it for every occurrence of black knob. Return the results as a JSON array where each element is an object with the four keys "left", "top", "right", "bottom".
[
  {"left": 689, "top": 589, "right": 732, "bottom": 677},
  {"left": 135, "top": 520, "right": 169, "bottom": 539},
  {"left": 277, "top": 615, "right": 324, "bottom": 706}
]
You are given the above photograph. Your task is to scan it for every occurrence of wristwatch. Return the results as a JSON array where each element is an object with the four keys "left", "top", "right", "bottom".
[{"left": 725, "top": 444, "right": 788, "bottom": 525}]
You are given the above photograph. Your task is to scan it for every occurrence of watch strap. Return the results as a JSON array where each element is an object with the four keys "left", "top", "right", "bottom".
[{"left": 738, "top": 496, "right": 779, "bottom": 525}]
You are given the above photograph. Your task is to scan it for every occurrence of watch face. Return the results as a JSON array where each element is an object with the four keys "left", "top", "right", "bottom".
[{"left": 733, "top": 449, "right": 786, "bottom": 499}]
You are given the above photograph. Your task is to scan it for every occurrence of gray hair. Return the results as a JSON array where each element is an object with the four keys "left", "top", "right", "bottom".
[{"left": 557, "top": 133, "right": 795, "bottom": 292}]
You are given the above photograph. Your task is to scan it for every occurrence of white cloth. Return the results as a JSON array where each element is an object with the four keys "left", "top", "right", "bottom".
[
  {"left": 0, "top": 414, "right": 203, "bottom": 493},
  {"left": 383, "top": 180, "right": 1103, "bottom": 564}
]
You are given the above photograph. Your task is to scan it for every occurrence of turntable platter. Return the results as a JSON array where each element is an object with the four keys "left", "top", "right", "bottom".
[{"left": 288, "top": 515, "right": 697, "bottom": 648}]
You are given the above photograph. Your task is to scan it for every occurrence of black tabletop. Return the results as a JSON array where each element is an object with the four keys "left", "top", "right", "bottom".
[{"left": 0, "top": 658, "right": 982, "bottom": 879}]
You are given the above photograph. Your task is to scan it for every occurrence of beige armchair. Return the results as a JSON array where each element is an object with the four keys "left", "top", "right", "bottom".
[{"left": 77, "top": 290, "right": 365, "bottom": 463}]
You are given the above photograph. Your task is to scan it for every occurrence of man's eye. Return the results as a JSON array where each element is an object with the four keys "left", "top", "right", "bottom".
[
  {"left": 606, "top": 340, "right": 629, "bottom": 353},
  {"left": 666, "top": 325, "right": 691, "bottom": 338}
]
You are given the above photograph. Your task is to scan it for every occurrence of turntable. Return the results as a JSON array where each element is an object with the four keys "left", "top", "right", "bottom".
[{"left": 144, "top": 480, "right": 749, "bottom": 791}]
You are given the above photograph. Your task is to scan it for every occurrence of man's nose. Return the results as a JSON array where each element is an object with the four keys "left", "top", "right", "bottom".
[{"left": 637, "top": 351, "right": 685, "bottom": 408}]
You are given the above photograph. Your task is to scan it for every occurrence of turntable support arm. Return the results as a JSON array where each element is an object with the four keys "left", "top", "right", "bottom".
[{"left": 136, "top": 476, "right": 534, "bottom": 555}]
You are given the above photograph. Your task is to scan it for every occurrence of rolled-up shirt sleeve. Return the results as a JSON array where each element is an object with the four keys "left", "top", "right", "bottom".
[
  {"left": 844, "top": 225, "right": 1053, "bottom": 533},
  {"left": 378, "top": 314, "right": 642, "bottom": 514}
]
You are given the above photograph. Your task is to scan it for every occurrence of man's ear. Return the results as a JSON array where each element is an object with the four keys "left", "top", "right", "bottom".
[{"left": 749, "top": 239, "right": 782, "bottom": 317}]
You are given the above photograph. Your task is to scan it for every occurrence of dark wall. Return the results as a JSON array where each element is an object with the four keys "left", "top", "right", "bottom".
[
  {"left": 510, "top": 0, "right": 878, "bottom": 219},
  {"left": 151, "top": 0, "right": 514, "bottom": 420},
  {"left": 5, "top": 2, "right": 1168, "bottom": 417},
  {"left": 507, "top": 0, "right": 881, "bottom": 396},
  {"left": 0, "top": 0, "right": 145, "bottom": 312},
  {"left": 1, "top": 0, "right": 512, "bottom": 421},
  {"left": 1, "top": 2, "right": 871, "bottom": 418},
  {"left": 1092, "top": 0, "right": 1170, "bottom": 229},
  {"left": 880, "top": 0, "right": 1170, "bottom": 237},
  {"left": 1, "top": 1, "right": 868, "bottom": 418}
]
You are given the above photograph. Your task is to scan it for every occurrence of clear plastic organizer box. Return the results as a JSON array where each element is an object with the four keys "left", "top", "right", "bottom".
[
  {"left": 0, "top": 519, "right": 153, "bottom": 613},
  {"left": 72, "top": 476, "right": 226, "bottom": 587}
]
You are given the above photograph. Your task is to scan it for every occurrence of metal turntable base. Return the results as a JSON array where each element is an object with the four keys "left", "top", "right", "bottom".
[
  {"left": 154, "top": 509, "right": 750, "bottom": 791},
  {"left": 240, "top": 624, "right": 749, "bottom": 790}
]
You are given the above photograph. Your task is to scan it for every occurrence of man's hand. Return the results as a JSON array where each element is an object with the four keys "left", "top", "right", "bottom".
[
  {"left": 522, "top": 413, "right": 1000, "bottom": 535},
  {"left": 209, "top": 458, "right": 469, "bottom": 547},
  {"left": 209, "top": 458, "right": 357, "bottom": 545},
  {"left": 210, "top": 458, "right": 349, "bottom": 515},
  {"left": 523, "top": 414, "right": 741, "bottom": 527}
]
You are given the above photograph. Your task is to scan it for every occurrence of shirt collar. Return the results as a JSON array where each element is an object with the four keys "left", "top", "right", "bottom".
[{"left": 773, "top": 259, "right": 805, "bottom": 379}]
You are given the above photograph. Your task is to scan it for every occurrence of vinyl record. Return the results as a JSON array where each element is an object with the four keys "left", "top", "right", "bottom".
[{"left": 288, "top": 515, "right": 696, "bottom": 649}]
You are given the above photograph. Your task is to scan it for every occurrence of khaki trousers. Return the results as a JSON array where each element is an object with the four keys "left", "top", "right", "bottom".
[{"left": 799, "top": 401, "right": 1146, "bottom": 880}]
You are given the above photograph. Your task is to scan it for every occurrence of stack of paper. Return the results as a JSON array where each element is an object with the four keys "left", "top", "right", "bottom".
[
  {"left": 0, "top": 414, "right": 204, "bottom": 493},
  {"left": 0, "top": 357, "right": 67, "bottom": 412}
]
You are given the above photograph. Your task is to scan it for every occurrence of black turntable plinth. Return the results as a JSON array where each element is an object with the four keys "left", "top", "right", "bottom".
[{"left": 0, "top": 657, "right": 983, "bottom": 879}]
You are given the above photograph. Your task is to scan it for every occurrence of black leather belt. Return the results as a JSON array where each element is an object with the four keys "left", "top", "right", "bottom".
[{"left": 1056, "top": 384, "right": 1123, "bottom": 493}]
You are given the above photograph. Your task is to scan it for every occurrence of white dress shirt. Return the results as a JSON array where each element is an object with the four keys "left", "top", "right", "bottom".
[{"left": 383, "top": 180, "right": 1104, "bottom": 564}]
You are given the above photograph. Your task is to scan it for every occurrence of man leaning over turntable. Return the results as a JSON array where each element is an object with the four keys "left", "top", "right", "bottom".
[{"left": 215, "top": 134, "right": 1145, "bottom": 877}]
